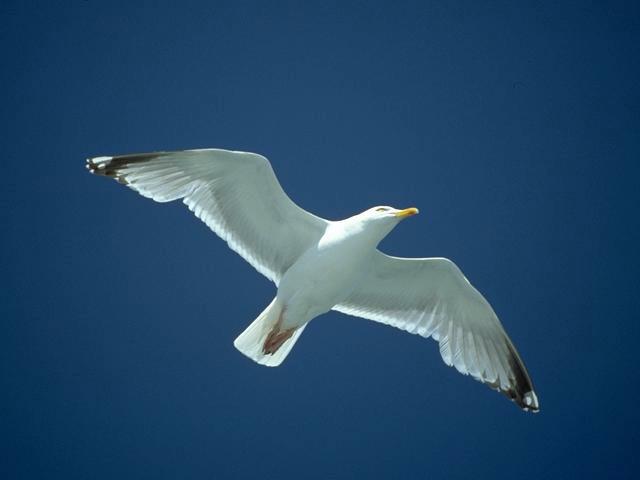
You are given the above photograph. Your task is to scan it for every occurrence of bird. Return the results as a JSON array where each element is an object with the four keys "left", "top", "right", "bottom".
[{"left": 87, "top": 148, "right": 539, "bottom": 412}]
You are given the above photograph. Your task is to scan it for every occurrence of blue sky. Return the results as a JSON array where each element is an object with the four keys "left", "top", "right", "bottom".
[{"left": 2, "top": 1, "right": 639, "bottom": 478}]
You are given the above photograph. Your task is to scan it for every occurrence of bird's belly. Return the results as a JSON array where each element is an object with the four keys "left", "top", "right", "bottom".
[{"left": 277, "top": 246, "right": 372, "bottom": 328}]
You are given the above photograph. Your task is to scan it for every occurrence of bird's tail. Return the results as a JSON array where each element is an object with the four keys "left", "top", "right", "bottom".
[{"left": 233, "top": 298, "right": 306, "bottom": 367}]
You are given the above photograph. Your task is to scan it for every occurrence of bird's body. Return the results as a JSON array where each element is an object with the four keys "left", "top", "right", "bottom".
[
  {"left": 87, "top": 148, "right": 540, "bottom": 412},
  {"left": 278, "top": 214, "right": 388, "bottom": 329}
]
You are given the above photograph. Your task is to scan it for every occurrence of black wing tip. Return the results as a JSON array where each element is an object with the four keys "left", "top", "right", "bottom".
[
  {"left": 86, "top": 152, "right": 166, "bottom": 183},
  {"left": 487, "top": 379, "right": 540, "bottom": 413},
  {"left": 521, "top": 390, "right": 540, "bottom": 412},
  {"left": 505, "top": 387, "right": 540, "bottom": 413},
  {"left": 86, "top": 155, "right": 111, "bottom": 173},
  {"left": 503, "top": 340, "right": 540, "bottom": 413},
  {"left": 86, "top": 155, "right": 127, "bottom": 183}
]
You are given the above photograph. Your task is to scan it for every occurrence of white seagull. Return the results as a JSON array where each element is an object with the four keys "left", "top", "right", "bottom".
[{"left": 87, "top": 148, "right": 539, "bottom": 412}]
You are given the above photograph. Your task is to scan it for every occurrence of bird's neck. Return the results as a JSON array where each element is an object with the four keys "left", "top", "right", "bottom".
[{"left": 323, "top": 217, "right": 394, "bottom": 250}]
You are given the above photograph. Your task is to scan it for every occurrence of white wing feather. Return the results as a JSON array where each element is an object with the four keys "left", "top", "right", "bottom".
[
  {"left": 333, "top": 252, "right": 539, "bottom": 411},
  {"left": 87, "top": 149, "right": 328, "bottom": 284}
]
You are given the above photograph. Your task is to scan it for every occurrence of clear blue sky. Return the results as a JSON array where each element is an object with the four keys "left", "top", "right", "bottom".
[{"left": 2, "top": 1, "right": 639, "bottom": 478}]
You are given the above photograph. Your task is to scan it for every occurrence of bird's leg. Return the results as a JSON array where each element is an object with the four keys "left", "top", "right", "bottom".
[
  {"left": 263, "top": 329, "right": 295, "bottom": 355},
  {"left": 263, "top": 308, "right": 295, "bottom": 355}
]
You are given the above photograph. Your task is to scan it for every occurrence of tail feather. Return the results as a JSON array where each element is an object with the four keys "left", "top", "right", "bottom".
[{"left": 233, "top": 299, "right": 305, "bottom": 367}]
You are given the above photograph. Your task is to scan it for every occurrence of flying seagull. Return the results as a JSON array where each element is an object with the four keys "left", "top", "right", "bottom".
[{"left": 87, "top": 148, "right": 539, "bottom": 412}]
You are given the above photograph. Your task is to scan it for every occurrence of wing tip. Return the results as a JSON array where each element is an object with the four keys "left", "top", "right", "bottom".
[
  {"left": 483, "top": 378, "right": 540, "bottom": 413},
  {"left": 86, "top": 152, "right": 159, "bottom": 183},
  {"left": 86, "top": 155, "right": 126, "bottom": 182},
  {"left": 500, "top": 385, "right": 539, "bottom": 413},
  {"left": 521, "top": 390, "right": 540, "bottom": 413},
  {"left": 86, "top": 156, "right": 113, "bottom": 175}
]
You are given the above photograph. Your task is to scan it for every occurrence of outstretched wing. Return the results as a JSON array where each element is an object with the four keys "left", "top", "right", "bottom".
[
  {"left": 333, "top": 251, "right": 539, "bottom": 412},
  {"left": 87, "top": 149, "right": 328, "bottom": 284}
]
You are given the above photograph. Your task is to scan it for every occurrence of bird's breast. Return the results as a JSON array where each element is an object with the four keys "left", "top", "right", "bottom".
[{"left": 276, "top": 238, "right": 374, "bottom": 325}]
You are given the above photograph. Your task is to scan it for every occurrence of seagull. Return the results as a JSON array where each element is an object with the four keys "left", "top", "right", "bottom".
[{"left": 87, "top": 148, "right": 539, "bottom": 412}]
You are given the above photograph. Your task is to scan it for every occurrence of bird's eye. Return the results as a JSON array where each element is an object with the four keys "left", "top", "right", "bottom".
[{"left": 376, "top": 207, "right": 389, "bottom": 212}]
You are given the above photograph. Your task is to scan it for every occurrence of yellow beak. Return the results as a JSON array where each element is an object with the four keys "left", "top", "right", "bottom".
[{"left": 395, "top": 207, "right": 419, "bottom": 218}]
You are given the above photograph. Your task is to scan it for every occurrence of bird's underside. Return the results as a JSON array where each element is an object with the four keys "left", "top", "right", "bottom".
[{"left": 87, "top": 148, "right": 540, "bottom": 412}]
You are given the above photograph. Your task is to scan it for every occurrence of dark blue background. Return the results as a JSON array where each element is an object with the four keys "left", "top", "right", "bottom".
[{"left": 3, "top": 1, "right": 639, "bottom": 478}]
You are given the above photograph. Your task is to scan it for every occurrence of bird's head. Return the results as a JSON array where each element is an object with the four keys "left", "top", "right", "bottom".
[
  {"left": 363, "top": 205, "right": 420, "bottom": 222},
  {"left": 350, "top": 205, "right": 419, "bottom": 243}
]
